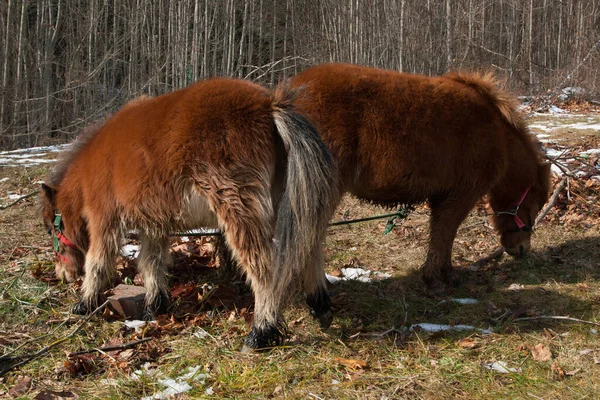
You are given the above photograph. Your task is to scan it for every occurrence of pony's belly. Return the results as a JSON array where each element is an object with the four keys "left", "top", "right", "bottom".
[{"left": 180, "top": 192, "right": 219, "bottom": 229}]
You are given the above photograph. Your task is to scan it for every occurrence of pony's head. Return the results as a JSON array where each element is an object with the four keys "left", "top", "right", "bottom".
[
  {"left": 492, "top": 162, "right": 551, "bottom": 257},
  {"left": 40, "top": 183, "right": 85, "bottom": 282}
]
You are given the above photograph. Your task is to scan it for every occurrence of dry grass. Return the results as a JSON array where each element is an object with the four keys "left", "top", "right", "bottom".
[{"left": 1, "top": 113, "right": 600, "bottom": 399}]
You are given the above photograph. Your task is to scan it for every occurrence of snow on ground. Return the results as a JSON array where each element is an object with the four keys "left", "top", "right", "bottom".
[{"left": 0, "top": 144, "right": 69, "bottom": 167}]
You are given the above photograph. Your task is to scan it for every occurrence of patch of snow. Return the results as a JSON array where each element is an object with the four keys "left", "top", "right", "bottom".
[
  {"left": 326, "top": 267, "right": 392, "bottom": 284},
  {"left": 342, "top": 267, "right": 372, "bottom": 282},
  {"left": 507, "top": 283, "right": 525, "bottom": 291},
  {"left": 439, "top": 298, "right": 479, "bottom": 305},
  {"left": 139, "top": 365, "right": 208, "bottom": 400},
  {"left": 8, "top": 194, "right": 22, "bottom": 200},
  {"left": 549, "top": 105, "right": 566, "bottom": 114},
  {"left": 538, "top": 138, "right": 562, "bottom": 144},
  {"left": 551, "top": 164, "right": 564, "bottom": 176},
  {"left": 561, "top": 123, "right": 600, "bottom": 131},
  {"left": 483, "top": 361, "right": 522, "bottom": 374},
  {"left": 0, "top": 144, "right": 69, "bottom": 155},
  {"left": 0, "top": 177, "right": 8, "bottom": 183},
  {"left": 205, "top": 387, "right": 214, "bottom": 395},
  {"left": 123, "top": 320, "right": 147, "bottom": 330},
  {"left": 410, "top": 323, "right": 492, "bottom": 335},
  {"left": 192, "top": 328, "right": 210, "bottom": 339},
  {"left": 580, "top": 148, "right": 600, "bottom": 156},
  {"left": 120, "top": 244, "right": 140, "bottom": 258},
  {"left": 591, "top": 329, "right": 598, "bottom": 335},
  {"left": 535, "top": 133, "right": 551, "bottom": 138},
  {"left": 530, "top": 124, "right": 553, "bottom": 132},
  {"left": 544, "top": 148, "right": 563, "bottom": 158}
]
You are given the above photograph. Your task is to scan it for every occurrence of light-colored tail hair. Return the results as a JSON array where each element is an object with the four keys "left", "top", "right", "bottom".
[{"left": 270, "top": 86, "right": 337, "bottom": 300}]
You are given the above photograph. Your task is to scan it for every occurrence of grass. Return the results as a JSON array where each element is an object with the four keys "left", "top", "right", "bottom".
[{"left": 1, "top": 112, "right": 600, "bottom": 399}]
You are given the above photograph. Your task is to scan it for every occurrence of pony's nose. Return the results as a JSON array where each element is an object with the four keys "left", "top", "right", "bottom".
[{"left": 519, "top": 245, "right": 525, "bottom": 256}]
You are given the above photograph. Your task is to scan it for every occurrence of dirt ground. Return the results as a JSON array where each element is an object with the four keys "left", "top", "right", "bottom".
[{"left": 1, "top": 109, "right": 600, "bottom": 399}]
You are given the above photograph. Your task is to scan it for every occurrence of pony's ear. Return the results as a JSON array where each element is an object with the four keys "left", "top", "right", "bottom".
[{"left": 41, "top": 183, "right": 57, "bottom": 203}]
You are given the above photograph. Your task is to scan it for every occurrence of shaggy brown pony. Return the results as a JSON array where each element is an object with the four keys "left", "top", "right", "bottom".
[
  {"left": 40, "top": 79, "right": 338, "bottom": 350},
  {"left": 289, "top": 63, "right": 550, "bottom": 294}
]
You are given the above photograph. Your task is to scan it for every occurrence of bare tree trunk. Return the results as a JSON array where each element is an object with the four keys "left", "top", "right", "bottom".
[{"left": 445, "top": 0, "right": 452, "bottom": 70}]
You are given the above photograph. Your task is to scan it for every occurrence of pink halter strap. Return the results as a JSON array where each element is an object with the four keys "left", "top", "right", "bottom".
[{"left": 495, "top": 187, "right": 531, "bottom": 230}]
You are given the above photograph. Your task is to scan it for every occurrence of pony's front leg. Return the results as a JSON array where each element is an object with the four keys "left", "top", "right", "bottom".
[
  {"left": 73, "top": 234, "right": 119, "bottom": 315},
  {"left": 421, "top": 193, "right": 479, "bottom": 295},
  {"left": 138, "top": 235, "right": 171, "bottom": 320}
]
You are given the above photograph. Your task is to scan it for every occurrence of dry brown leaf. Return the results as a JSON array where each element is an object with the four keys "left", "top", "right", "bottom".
[
  {"left": 457, "top": 337, "right": 479, "bottom": 349},
  {"left": 532, "top": 343, "right": 552, "bottom": 362},
  {"left": 34, "top": 390, "right": 79, "bottom": 399},
  {"left": 9, "top": 376, "right": 32, "bottom": 397},
  {"left": 334, "top": 357, "right": 368, "bottom": 370},
  {"left": 551, "top": 361, "right": 565, "bottom": 380}
]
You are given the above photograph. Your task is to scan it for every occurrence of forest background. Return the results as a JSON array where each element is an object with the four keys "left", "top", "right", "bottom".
[{"left": 1, "top": 0, "right": 599, "bottom": 150}]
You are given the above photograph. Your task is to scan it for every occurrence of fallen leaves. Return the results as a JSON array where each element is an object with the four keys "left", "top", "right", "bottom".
[
  {"left": 457, "top": 337, "right": 479, "bottom": 349},
  {"left": 9, "top": 375, "right": 32, "bottom": 397},
  {"left": 531, "top": 343, "right": 552, "bottom": 362},
  {"left": 334, "top": 357, "right": 368, "bottom": 371}
]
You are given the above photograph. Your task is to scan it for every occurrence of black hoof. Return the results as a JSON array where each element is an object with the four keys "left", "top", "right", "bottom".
[
  {"left": 143, "top": 292, "right": 170, "bottom": 321},
  {"left": 306, "top": 287, "right": 333, "bottom": 329},
  {"left": 314, "top": 310, "right": 333, "bottom": 330},
  {"left": 242, "top": 325, "right": 284, "bottom": 352},
  {"left": 72, "top": 301, "right": 90, "bottom": 315}
]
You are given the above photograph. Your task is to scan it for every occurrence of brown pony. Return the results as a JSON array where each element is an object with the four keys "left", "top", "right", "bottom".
[
  {"left": 40, "top": 79, "right": 338, "bottom": 350},
  {"left": 289, "top": 63, "right": 550, "bottom": 294}
]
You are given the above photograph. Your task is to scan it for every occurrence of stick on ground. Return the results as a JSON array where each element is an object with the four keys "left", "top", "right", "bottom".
[
  {"left": 0, "top": 300, "right": 110, "bottom": 377},
  {"left": 68, "top": 337, "right": 153, "bottom": 357}
]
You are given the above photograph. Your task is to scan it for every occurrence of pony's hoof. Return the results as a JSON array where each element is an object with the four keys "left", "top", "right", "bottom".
[
  {"left": 143, "top": 293, "right": 170, "bottom": 321},
  {"left": 242, "top": 326, "right": 284, "bottom": 352},
  {"left": 72, "top": 301, "right": 90, "bottom": 315},
  {"left": 313, "top": 310, "right": 333, "bottom": 330}
]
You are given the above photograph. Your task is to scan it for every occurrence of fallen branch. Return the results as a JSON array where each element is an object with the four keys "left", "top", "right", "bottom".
[
  {"left": 348, "top": 327, "right": 403, "bottom": 339},
  {"left": 534, "top": 176, "right": 568, "bottom": 227},
  {"left": 0, "top": 300, "right": 109, "bottom": 377},
  {"left": 68, "top": 337, "right": 153, "bottom": 357},
  {"left": 513, "top": 315, "right": 600, "bottom": 327},
  {"left": 0, "top": 191, "right": 39, "bottom": 210}
]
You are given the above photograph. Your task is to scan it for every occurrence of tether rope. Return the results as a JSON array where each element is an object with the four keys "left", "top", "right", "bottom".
[{"left": 170, "top": 206, "right": 414, "bottom": 237}]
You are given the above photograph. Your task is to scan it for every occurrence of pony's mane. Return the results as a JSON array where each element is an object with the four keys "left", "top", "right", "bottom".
[{"left": 48, "top": 118, "right": 108, "bottom": 186}]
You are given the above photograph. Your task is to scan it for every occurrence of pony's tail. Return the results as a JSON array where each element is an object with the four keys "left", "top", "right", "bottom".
[
  {"left": 270, "top": 85, "right": 337, "bottom": 289},
  {"left": 446, "top": 72, "right": 527, "bottom": 132}
]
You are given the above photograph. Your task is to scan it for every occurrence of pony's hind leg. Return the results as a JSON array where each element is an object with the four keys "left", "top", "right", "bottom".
[
  {"left": 74, "top": 225, "right": 119, "bottom": 315},
  {"left": 421, "top": 192, "right": 480, "bottom": 295},
  {"left": 138, "top": 235, "right": 172, "bottom": 320},
  {"left": 303, "top": 247, "right": 333, "bottom": 330},
  {"left": 199, "top": 171, "right": 285, "bottom": 351}
]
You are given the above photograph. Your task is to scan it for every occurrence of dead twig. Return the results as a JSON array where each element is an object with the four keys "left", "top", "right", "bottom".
[
  {"left": 0, "top": 300, "right": 109, "bottom": 376},
  {"left": 349, "top": 327, "right": 403, "bottom": 339},
  {"left": 0, "top": 191, "right": 39, "bottom": 210},
  {"left": 534, "top": 176, "right": 568, "bottom": 227},
  {"left": 68, "top": 337, "right": 153, "bottom": 357},
  {"left": 513, "top": 315, "right": 600, "bottom": 327}
]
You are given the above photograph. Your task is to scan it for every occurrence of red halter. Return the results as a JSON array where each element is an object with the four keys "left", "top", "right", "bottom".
[
  {"left": 495, "top": 187, "right": 531, "bottom": 231},
  {"left": 53, "top": 212, "right": 78, "bottom": 263}
]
